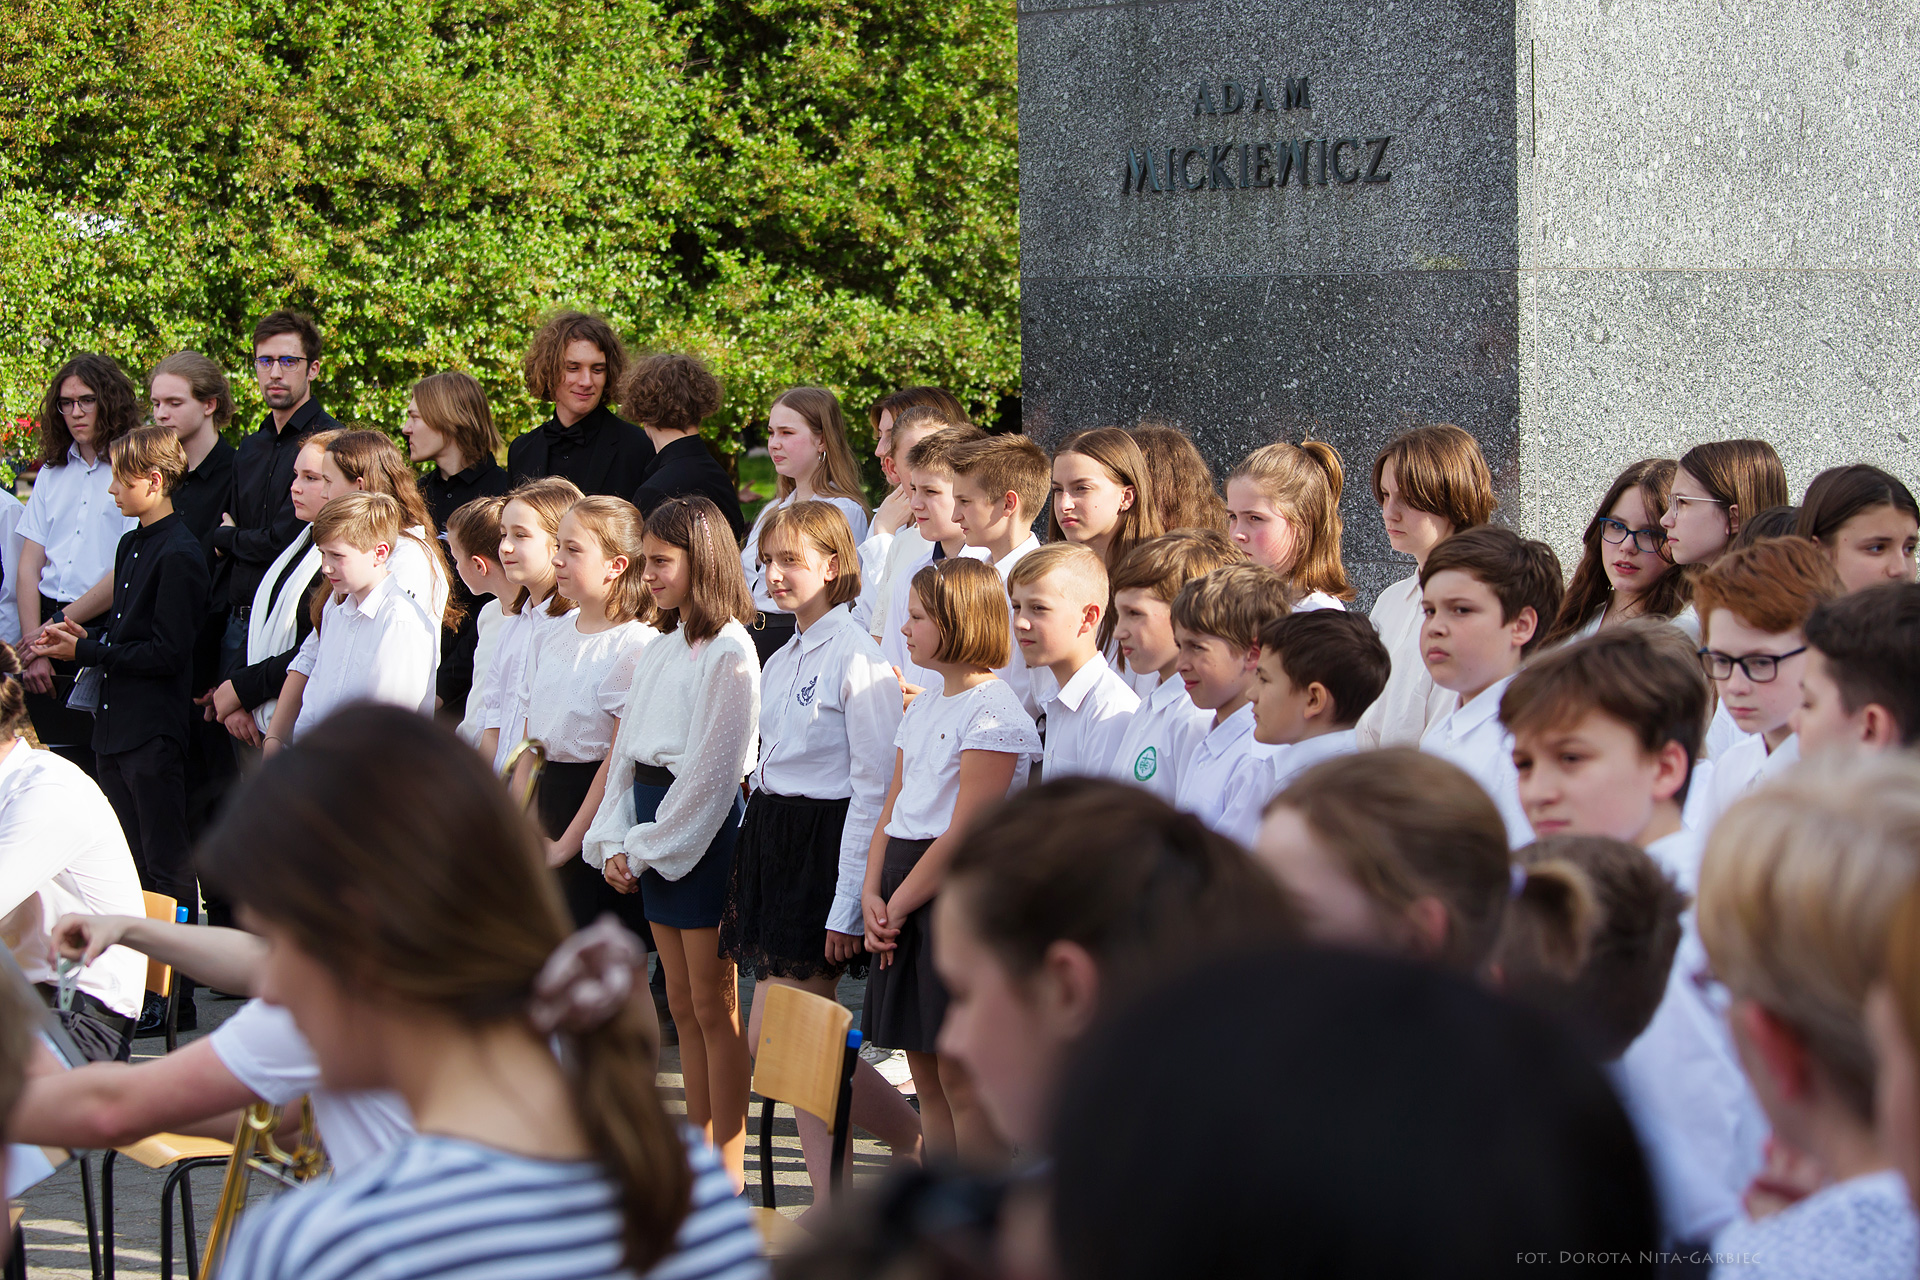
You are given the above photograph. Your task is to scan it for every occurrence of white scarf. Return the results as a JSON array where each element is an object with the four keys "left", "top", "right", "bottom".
[{"left": 248, "top": 526, "right": 322, "bottom": 732}]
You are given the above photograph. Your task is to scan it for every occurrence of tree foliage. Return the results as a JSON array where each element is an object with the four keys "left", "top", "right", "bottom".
[{"left": 0, "top": 0, "right": 1017, "bottom": 465}]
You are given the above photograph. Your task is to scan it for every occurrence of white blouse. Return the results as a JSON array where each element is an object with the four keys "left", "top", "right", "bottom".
[
  {"left": 288, "top": 575, "right": 438, "bottom": 739},
  {"left": 583, "top": 621, "right": 760, "bottom": 880},
  {"left": 387, "top": 526, "right": 450, "bottom": 633},
  {"left": 1354, "top": 572, "right": 1454, "bottom": 750},
  {"left": 524, "top": 613, "right": 657, "bottom": 764},
  {"left": 886, "top": 677, "right": 1039, "bottom": 842},
  {"left": 18, "top": 445, "right": 134, "bottom": 603},
  {"left": 753, "top": 605, "right": 902, "bottom": 934},
  {"left": 477, "top": 602, "right": 566, "bottom": 772},
  {"left": 742, "top": 494, "right": 871, "bottom": 611},
  {"left": 1291, "top": 589, "right": 1347, "bottom": 613}
]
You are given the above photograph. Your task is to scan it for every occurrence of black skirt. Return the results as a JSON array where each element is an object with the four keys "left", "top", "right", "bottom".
[
  {"left": 859, "top": 836, "right": 944, "bottom": 1054},
  {"left": 539, "top": 758, "right": 651, "bottom": 943},
  {"left": 722, "top": 789, "right": 866, "bottom": 982}
]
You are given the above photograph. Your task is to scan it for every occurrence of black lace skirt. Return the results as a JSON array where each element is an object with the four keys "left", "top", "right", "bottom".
[{"left": 722, "top": 789, "right": 868, "bottom": 982}]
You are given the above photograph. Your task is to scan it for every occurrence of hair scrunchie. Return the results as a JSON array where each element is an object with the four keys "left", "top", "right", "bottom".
[{"left": 528, "top": 915, "right": 647, "bottom": 1035}]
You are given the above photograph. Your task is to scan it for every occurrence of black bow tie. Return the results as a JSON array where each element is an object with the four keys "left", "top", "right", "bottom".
[{"left": 543, "top": 419, "right": 587, "bottom": 446}]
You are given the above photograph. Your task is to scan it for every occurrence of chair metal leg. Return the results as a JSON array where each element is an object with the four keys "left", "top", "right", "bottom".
[
  {"left": 758, "top": 1095, "right": 777, "bottom": 1208},
  {"left": 159, "top": 1161, "right": 174, "bottom": 1280},
  {"left": 78, "top": 1152, "right": 102, "bottom": 1280},
  {"left": 7, "top": 1221, "right": 26, "bottom": 1280},
  {"left": 163, "top": 984, "right": 180, "bottom": 1054},
  {"left": 101, "top": 1150, "right": 118, "bottom": 1280},
  {"left": 830, "top": 1031, "right": 859, "bottom": 1194}
]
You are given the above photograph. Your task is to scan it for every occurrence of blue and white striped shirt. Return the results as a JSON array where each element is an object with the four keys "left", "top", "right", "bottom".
[{"left": 221, "top": 1129, "right": 766, "bottom": 1280}]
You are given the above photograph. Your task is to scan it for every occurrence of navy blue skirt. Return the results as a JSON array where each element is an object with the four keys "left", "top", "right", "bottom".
[{"left": 634, "top": 764, "right": 745, "bottom": 930}]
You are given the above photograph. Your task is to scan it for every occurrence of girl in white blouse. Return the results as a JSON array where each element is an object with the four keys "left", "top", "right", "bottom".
[
  {"left": 584, "top": 496, "right": 760, "bottom": 1184},
  {"left": 863, "top": 557, "right": 1039, "bottom": 1162},
  {"left": 724, "top": 501, "right": 923, "bottom": 1201},
  {"left": 522, "top": 497, "right": 658, "bottom": 930},
  {"left": 473, "top": 477, "right": 581, "bottom": 771},
  {"left": 739, "top": 388, "right": 872, "bottom": 666},
  {"left": 1223, "top": 439, "right": 1354, "bottom": 613}
]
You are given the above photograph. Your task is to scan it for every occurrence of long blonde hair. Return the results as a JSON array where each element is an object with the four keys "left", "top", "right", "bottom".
[
  {"left": 1230, "top": 439, "right": 1354, "bottom": 601},
  {"left": 770, "top": 387, "right": 871, "bottom": 515}
]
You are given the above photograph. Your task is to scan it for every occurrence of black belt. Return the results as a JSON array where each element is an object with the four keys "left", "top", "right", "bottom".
[
  {"left": 753, "top": 789, "right": 849, "bottom": 811},
  {"left": 231, "top": 605, "right": 252, "bottom": 620},
  {"left": 633, "top": 762, "right": 676, "bottom": 787}
]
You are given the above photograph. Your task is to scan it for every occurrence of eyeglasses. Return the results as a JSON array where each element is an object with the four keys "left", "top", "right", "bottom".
[
  {"left": 1697, "top": 646, "right": 1807, "bottom": 683},
  {"left": 253, "top": 355, "right": 311, "bottom": 371},
  {"left": 1594, "top": 516, "right": 1666, "bottom": 554},
  {"left": 55, "top": 395, "right": 97, "bottom": 415},
  {"left": 1667, "top": 493, "right": 1727, "bottom": 518}
]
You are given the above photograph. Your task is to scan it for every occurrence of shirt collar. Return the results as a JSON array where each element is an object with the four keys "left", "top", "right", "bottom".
[
  {"left": 997, "top": 535, "right": 1041, "bottom": 577},
  {"left": 796, "top": 603, "right": 853, "bottom": 653},
  {"left": 1147, "top": 671, "right": 1190, "bottom": 710},
  {"left": 131, "top": 512, "right": 179, "bottom": 541},
  {"left": 1048, "top": 655, "right": 1111, "bottom": 713},
  {"left": 1285, "top": 729, "right": 1356, "bottom": 771},
  {"left": 69, "top": 442, "right": 104, "bottom": 470},
  {"left": 445, "top": 455, "right": 499, "bottom": 487},
  {"left": 1448, "top": 675, "right": 1513, "bottom": 738},
  {"left": 342, "top": 573, "right": 402, "bottom": 619},
  {"left": 1203, "top": 701, "right": 1257, "bottom": 749},
  {"left": 262, "top": 396, "right": 327, "bottom": 439}
]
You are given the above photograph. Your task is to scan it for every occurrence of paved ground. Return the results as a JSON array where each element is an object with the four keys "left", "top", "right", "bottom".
[{"left": 17, "top": 970, "right": 906, "bottom": 1278}]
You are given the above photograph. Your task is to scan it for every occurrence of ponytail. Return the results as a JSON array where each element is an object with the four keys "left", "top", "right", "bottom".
[
  {"left": 572, "top": 1002, "right": 693, "bottom": 1270},
  {"left": 1230, "top": 439, "right": 1355, "bottom": 601},
  {"left": 0, "top": 643, "right": 28, "bottom": 736}
]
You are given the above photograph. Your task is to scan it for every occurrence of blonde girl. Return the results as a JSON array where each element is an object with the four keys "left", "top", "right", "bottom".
[
  {"left": 740, "top": 387, "right": 873, "bottom": 665},
  {"left": 864, "top": 556, "right": 1040, "bottom": 1161},
  {"left": 1225, "top": 438, "right": 1352, "bottom": 611},
  {"left": 585, "top": 496, "right": 760, "bottom": 1183},
  {"left": 522, "top": 497, "right": 659, "bottom": 932},
  {"left": 1049, "top": 426, "right": 1163, "bottom": 571},
  {"left": 475, "top": 477, "right": 582, "bottom": 771}
]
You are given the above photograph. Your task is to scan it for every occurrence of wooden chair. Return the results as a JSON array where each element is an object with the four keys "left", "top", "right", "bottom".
[
  {"left": 751, "top": 983, "right": 862, "bottom": 1240},
  {"left": 136, "top": 892, "right": 182, "bottom": 1052},
  {"left": 99, "top": 1132, "right": 233, "bottom": 1280}
]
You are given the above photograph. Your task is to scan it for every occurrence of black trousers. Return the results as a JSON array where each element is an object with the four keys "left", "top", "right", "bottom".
[
  {"left": 97, "top": 736, "right": 197, "bottom": 924},
  {"left": 25, "top": 593, "right": 96, "bottom": 777}
]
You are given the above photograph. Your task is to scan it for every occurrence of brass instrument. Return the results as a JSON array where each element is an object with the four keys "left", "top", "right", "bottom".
[
  {"left": 200, "top": 1098, "right": 327, "bottom": 1277},
  {"left": 500, "top": 736, "right": 548, "bottom": 810}
]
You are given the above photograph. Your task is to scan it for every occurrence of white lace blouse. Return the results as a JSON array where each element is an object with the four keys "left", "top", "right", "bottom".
[
  {"left": 583, "top": 621, "right": 761, "bottom": 880},
  {"left": 523, "top": 613, "right": 658, "bottom": 764}
]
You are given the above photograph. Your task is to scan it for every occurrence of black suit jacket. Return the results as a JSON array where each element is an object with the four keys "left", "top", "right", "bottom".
[
  {"left": 506, "top": 405, "right": 655, "bottom": 498},
  {"left": 634, "top": 434, "right": 747, "bottom": 539},
  {"left": 73, "top": 514, "right": 210, "bottom": 755}
]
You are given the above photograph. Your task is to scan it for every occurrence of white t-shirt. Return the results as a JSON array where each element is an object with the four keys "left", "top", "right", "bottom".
[
  {"left": 1420, "top": 675, "right": 1532, "bottom": 848},
  {"left": 1037, "top": 655, "right": 1140, "bottom": 783},
  {"left": 886, "top": 678, "right": 1039, "bottom": 842},
  {"left": 480, "top": 602, "right": 567, "bottom": 773},
  {"left": 16, "top": 445, "right": 134, "bottom": 604},
  {"left": 524, "top": 614, "right": 657, "bottom": 764},
  {"left": 1354, "top": 573, "right": 1454, "bottom": 750},
  {"left": 742, "top": 494, "right": 870, "bottom": 611},
  {"left": 208, "top": 1000, "right": 413, "bottom": 1174},
  {"left": 1104, "top": 672, "right": 1211, "bottom": 802}
]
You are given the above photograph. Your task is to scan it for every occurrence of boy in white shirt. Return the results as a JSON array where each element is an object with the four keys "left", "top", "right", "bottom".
[
  {"left": 1503, "top": 626, "right": 1765, "bottom": 1247},
  {"left": 1796, "top": 583, "right": 1920, "bottom": 758},
  {"left": 859, "top": 405, "right": 968, "bottom": 636},
  {"left": 1696, "top": 755, "right": 1920, "bottom": 1278},
  {"left": 264, "top": 493, "right": 438, "bottom": 753},
  {"left": 1008, "top": 543, "right": 1139, "bottom": 782},
  {"left": 948, "top": 432, "right": 1050, "bottom": 718},
  {"left": 1103, "top": 531, "right": 1240, "bottom": 799},
  {"left": 1416, "top": 526, "right": 1563, "bottom": 848},
  {"left": 1223, "top": 610, "right": 1390, "bottom": 845},
  {"left": 880, "top": 426, "right": 989, "bottom": 695},
  {"left": 1169, "top": 563, "right": 1293, "bottom": 837}
]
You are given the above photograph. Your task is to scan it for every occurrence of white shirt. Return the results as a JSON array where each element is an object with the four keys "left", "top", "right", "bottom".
[
  {"left": 1710, "top": 1169, "right": 1917, "bottom": 1280},
  {"left": 583, "top": 622, "right": 760, "bottom": 880},
  {"left": 478, "top": 603, "right": 566, "bottom": 773},
  {"left": 851, "top": 525, "right": 895, "bottom": 632},
  {"left": 0, "top": 740, "right": 146, "bottom": 1017},
  {"left": 1175, "top": 703, "right": 1275, "bottom": 836},
  {"left": 990, "top": 535, "right": 1043, "bottom": 718},
  {"left": 753, "top": 605, "right": 902, "bottom": 934},
  {"left": 209, "top": 1000, "right": 413, "bottom": 1173},
  {"left": 1421, "top": 675, "right": 1532, "bottom": 848},
  {"left": 1704, "top": 701, "right": 1751, "bottom": 762},
  {"left": 886, "top": 677, "right": 1039, "bottom": 842},
  {"left": 455, "top": 600, "right": 505, "bottom": 746},
  {"left": 387, "top": 527, "right": 449, "bottom": 638},
  {"left": 1697, "top": 733, "right": 1798, "bottom": 832},
  {"left": 0, "top": 491, "right": 27, "bottom": 646},
  {"left": 1291, "top": 590, "right": 1346, "bottom": 613},
  {"left": 17, "top": 445, "right": 134, "bottom": 603},
  {"left": 1104, "top": 672, "right": 1211, "bottom": 801},
  {"left": 1218, "top": 728, "right": 1361, "bottom": 848},
  {"left": 288, "top": 574, "right": 438, "bottom": 740},
  {"left": 1354, "top": 573, "right": 1454, "bottom": 750},
  {"left": 1038, "top": 654, "right": 1139, "bottom": 783},
  {"left": 742, "top": 494, "right": 870, "bottom": 611},
  {"left": 524, "top": 614, "right": 657, "bottom": 764},
  {"left": 1619, "top": 826, "right": 1767, "bottom": 1244}
]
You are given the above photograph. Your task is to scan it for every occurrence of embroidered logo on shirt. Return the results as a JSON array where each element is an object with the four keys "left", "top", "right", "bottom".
[
  {"left": 1133, "top": 746, "right": 1157, "bottom": 781},
  {"left": 797, "top": 675, "right": 818, "bottom": 707}
]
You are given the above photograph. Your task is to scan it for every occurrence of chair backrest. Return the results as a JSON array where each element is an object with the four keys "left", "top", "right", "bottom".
[
  {"left": 752, "top": 984, "right": 852, "bottom": 1130},
  {"left": 140, "top": 891, "right": 177, "bottom": 998}
]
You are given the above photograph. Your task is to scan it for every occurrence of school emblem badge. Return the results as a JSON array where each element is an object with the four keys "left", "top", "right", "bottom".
[
  {"left": 1133, "top": 746, "right": 1157, "bottom": 781},
  {"left": 798, "top": 675, "right": 818, "bottom": 707}
]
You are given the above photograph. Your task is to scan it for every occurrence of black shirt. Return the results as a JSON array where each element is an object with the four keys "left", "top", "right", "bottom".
[
  {"left": 170, "top": 438, "right": 238, "bottom": 608},
  {"left": 505, "top": 404, "right": 654, "bottom": 498},
  {"left": 210, "top": 398, "right": 340, "bottom": 608},
  {"left": 422, "top": 456, "right": 512, "bottom": 715},
  {"left": 72, "top": 513, "right": 210, "bottom": 755},
  {"left": 634, "top": 434, "right": 747, "bottom": 539}
]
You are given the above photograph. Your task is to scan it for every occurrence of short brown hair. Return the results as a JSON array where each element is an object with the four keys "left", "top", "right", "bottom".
[
  {"left": 1501, "top": 622, "right": 1710, "bottom": 802},
  {"left": 149, "top": 350, "right": 234, "bottom": 428},
  {"left": 446, "top": 496, "right": 507, "bottom": 567},
  {"left": 563, "top": 497, "right": 654, "bottom": 626},
  {"left": 1692, "top": 537, "right": 1842, "bottom": 641},
  {"left": 908, "top": 557, "right": 1010, "bottom": 668},
  {"left": 1256, "top": 610, "right": 1389, "bottom": 726},
  {"left": 622, "top": 353, "right": 723, "bottom": 436},
  {"left": 313, "top": 491, "right": 404, "bottom": 554},
  {"left": 1797, "top": 464, "right": 1919, "bottom": 547},
  {"left": 1270, "top": 749, "right": 1513, "bottom": 974},
  {"left": 906, "top": 424, "right": 989, "bottom": 477},
  {"left": 1170, "top": 563, "right": 1293, "bottom": 650},
  {"left": 1006, "top": 542, "right": 1107, "bottom": 603},
  {"left": 949, "top": 433, "right": 1052, "bottom": 526},
  {"left": 1370, "top": 424, "right": 1497, "bottom": 532},
  {"left": 1496, "top": 836, "right": 1686, "bottom": 1060},
  {"left": 1804, "top": 584, "right": 1920, "bottom": 745},
  {"left": 1108, "top": 530, "right": 1244, "bottom": 604},
  {"left": 870, "top": 385, "right": 967, "bottom": 431},
  {"left": 1420, "top": 526, "right": 1565, "bottom": 655},
  {"left": 889, "top": 404, "right": 964, "bottom": 464},
  {"left": 522, "top": 311, "right": 628, "bottom": 409},
  {"left": 411, "top": 371, "right": 503, "bottom": 467},
  {"left": 252, "top": 309, "right": 321, "bottom": 361},
  {"left": 1700, "top": 753, "right": 1920, "bottom": 1122},
  {"left": 110, "top": 425, "right": 190, "bottom": 494},
  {"left": 756, "top": 499, "right": 863, "bottom": 609},
  {"left": 644, "top": 496, "right": 755, "bottom": 644}
]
